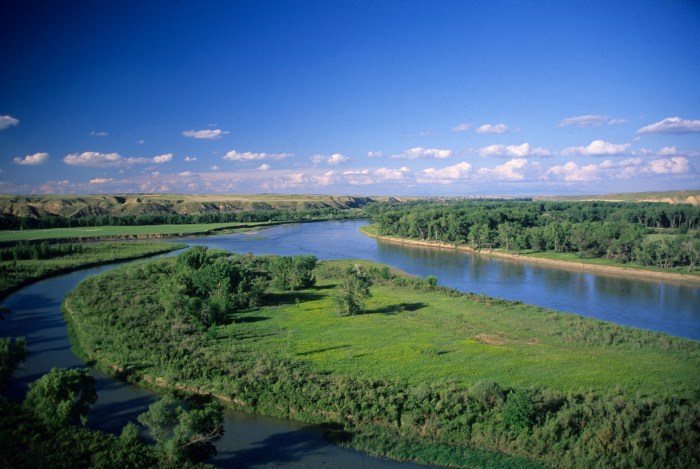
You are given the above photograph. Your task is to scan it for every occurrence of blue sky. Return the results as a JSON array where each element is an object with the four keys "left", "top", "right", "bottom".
[{"left": 1, "top": 0, "right": 699, "bottom": 196}]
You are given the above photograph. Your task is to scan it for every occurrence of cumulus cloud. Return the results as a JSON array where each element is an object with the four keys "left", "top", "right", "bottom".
[
  {"left": 637, "top": 117, "right": 700, "bottom": 134},
  {"left": 13, "top": 152, "right": 49, "bottom": 166},
  {"left": 452, "top": 123, "right": 471, "bottom": 132},
  {"left": 367, "top": 151, "right": 383, "bottom": 158},
  {"left": 210, "top": 165, "right": 220, "bottom": 171},
  {"left": 477, "top": 158, "right": 530, "bottom": 180},
  {"left": 152, "top": 153, "right": 173, "bottom": 163},
  {"left": 0, "top": 115, "right": 19, "bottom": 130},
  {"left": 223, "top": 149, "right": 291, "bottom": 161},
  {"left": 258, "top": 164, "right": 270, "bottom": 171},
  {"left": 63, "top": 152, "right": 173, "bottom": 167},
  {"left": 645, "top": 156, "right": 691, "bottom": 174},
  {"left": 392, "top": 147, "right": 453, "bottom": 159},
  {"left": 475, "top": 123, "right": 511, "bottom": 134},
  {"left": 182, "top": 129, "right": 230, "bottom": 139},
  {"left": 90, "top": 130, "right": 109, "bottom": 137},
  {"left": 178, "top": 171, "right": 192, "bottom": 177},
  {"left": 420, "top": 162, "right": 473, "bottom": 183},
  {"left": 373, "top": 167, "right": 410, "bottom": 181},
  {"left": 311, "top": 153, "right": 350, "bottom": 165},
  {"left": 546, "top": 161, "right": 601, "bottom": 181},
  {"left": 184, "top": 156, "right": 198, "bottom": 162},
  {"left": 89, "top": 178, "right": 113, "bottom": 184},
  {"left": 561, "top": 139, "right": 630, "bottom": 157},
  {"left": 479, "top": 143, "right": 551, "bottom": 158}
]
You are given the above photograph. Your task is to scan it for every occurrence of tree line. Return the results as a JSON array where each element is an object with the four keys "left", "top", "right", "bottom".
[
  {"left": 370, "top": 200, "right": 700, "bottom": 271},
  {"left": 0, "top": 207, "right": 357, "bottom": 230}
]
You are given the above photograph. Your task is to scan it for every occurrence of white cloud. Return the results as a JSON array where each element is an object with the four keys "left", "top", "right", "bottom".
[
  {"left": 223, "top": 149, "right": 292, "bottom": 161},
  {"left": 659, "top": 146, "right": 677, "bottom": 156},
  {"left": 311, "top": 153, "right": 349, "bottom": 165},
  {"left": 608, "top": 119, "right": 628, "bottom": 125},
  {"left": 645, "top": 156, "right": 691, "bottom": 174},
  {"left": 637, "top": 117, "right": 700, "bottom": 134},
  {"left": 152, "top": 153, "right": 173, "bottom": 163},
  {"left": 178, "top": 171, "right": 192, "bottom": 177},
  {"left": 151, "top": 171, "right": 160, "bottom": 177},
  {"left": 392, "top": 147, "right": 453, "bottom": 159},
  {"left": 367, "top": 151, "right": 383, "bottom": 158},
  {"left": 420, "top": 162, "right": 473, "bottom": 183},
  {"left": 210, "top": 165, "right": 220, "bottom": 171},
  {"left": 373, "top": 166, "right": 410, "bottom": 181},
  {"left": 475, "top": 123, "right": 511, "bottom": 134},
  {"left": 452, "top": 123, "right": 471, "bottom": 132},
  {"left": 477, "top": 158, "right": 530, "bottom": 180},
  {"left": 561, "top": 139, "right": 630, "bottom": 157},
  {"left": 13, "top": 152, "right": 49, "bottom": 166},
  {"left": 0, "top": 115, "right": 19, "bottom": 130},
  {"left": 89, "top": 178, "right": 113, "bottom": 184},
  {"left": 479, "top": 143, "right": 551, "bottom": 158},
  {"left": 258, "top": 164, "right": 270, "bottom": 171},
  {"left": 182, "top": 129, "right": 230, "bottom": 139},
  {"left": 90, "top": 130, "right": 109, "bottom": 137},
  {"left": 546, "top": 161, "right": 601, "bottom": 181},
  {"left": 64, "top": 152, "right": 173, "bottom": 167},
  {"left": 184, "top": 156, "right": 198, "bottom": 162}
]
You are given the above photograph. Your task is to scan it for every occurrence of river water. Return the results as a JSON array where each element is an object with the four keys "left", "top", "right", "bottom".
[{"left": 1, "top": 219, "right": 698, "bottom": 468}]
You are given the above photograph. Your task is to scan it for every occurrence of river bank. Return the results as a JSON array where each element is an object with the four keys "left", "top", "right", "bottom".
[{"left": 360, "top": 225, "right": 700, "bottom": 285}]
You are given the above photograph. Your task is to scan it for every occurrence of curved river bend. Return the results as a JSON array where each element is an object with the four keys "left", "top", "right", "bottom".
[{"left": 2, "top": 219, "right": 698, "bottom": 467}]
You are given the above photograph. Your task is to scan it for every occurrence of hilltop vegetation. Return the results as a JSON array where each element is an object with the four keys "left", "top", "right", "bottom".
[{"left": 63, "top": 248, "right": 700, "bottom": 468}]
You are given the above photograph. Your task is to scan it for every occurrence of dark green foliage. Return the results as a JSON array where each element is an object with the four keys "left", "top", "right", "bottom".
[
  {"left": 0, "top": 241, "right": 85, "bottom": 261},
  {"left": 372, "top": 200, "right": 700, "bottom": 271},
  {"left": 0, "top": 336, "right": 26, "bottom": 387},
  {"left": 333, "top": 263, "right": 373, "bottom": 316},
  {"left": 503, "top": 389, "right": 535, "bottom": 431},
  {"left": 0, "top": 396, "right": 164, "bottom": 468},
  {"left": 268, "top": 254, "right": 318, "bottom": 290},
  {"left": 137, "top": 394, "right": 224, "bottom": 464},
  {"left": 24, "top": 367, "right": 97, "bottom": 428}
]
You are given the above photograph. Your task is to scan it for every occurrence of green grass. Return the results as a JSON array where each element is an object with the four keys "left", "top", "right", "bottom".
[
  {"left": 0, "top": 242, "right": 185, "bottom": 300},
  {"left": 0, "top": 222, "right": 266, "bottom": 243},
  {"left": 216, "top": 261, "right": 698, "bottom": 398}
]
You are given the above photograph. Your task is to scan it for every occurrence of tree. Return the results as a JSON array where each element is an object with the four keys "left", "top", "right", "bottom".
[
  {"left": 137, "top": 394, "right": 224, "bottom": 464},
  {"left": 333, "top": 264, "right": 373, "bottom": 316},
  {"left": 0, "top": 337, "right": 26, "bottom": 387},
  {"left": 24, "top": 367, "right": 97, "bottom": 428},
  {"left": 502, "top": 388, "right": 534, "bottom": 432},
  {"left": 269, "top": 255, "right": 317, "bottom": 291}
]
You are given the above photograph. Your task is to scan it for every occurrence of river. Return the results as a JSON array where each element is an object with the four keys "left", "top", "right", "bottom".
[{"left": 1, "top": 219, "right": 698, "bottom": 467}]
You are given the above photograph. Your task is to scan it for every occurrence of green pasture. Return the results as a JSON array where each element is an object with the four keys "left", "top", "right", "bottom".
[{"left": 0, "top": 222, "right": 264, "bottom": 243}]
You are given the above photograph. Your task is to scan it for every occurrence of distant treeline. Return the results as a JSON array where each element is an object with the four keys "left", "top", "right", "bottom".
[
  {"left": 369, "top": 201, "right": 700, "bottom": 271},
  {"left": 0, "top": 207, "right": 358, "bottom": 230}
]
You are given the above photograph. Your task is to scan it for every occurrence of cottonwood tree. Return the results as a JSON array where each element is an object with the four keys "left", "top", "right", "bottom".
[
  {"left": 333, "top": 263, "right": 372, "bottom": 316},
  {"left": 138, "top": 394, "right": 224, "bottom": 464},
  {"left": 24, "top": 367, "right": 97, "bottom": 428}
]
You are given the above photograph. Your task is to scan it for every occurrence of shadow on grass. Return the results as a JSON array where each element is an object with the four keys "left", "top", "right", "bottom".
[
  {"left": 234, "top": 315, "right": 269, "bottom": 324},
  {"left": 363, "top": 302, "right": 428, "bottom": 315},
  {"left": 297, "top": 344, "right": 350, "bottom": 356},
  {"left": 261, "top": 291, "right": 324, "bottom": 306}
]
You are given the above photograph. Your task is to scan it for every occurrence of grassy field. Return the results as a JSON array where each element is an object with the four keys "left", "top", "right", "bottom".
[
  {"left": 0, "top": 222, "right": 264, "bottom": 243},
  {"left": 223, "top": 261, "right": 698, "bottom": 398}
]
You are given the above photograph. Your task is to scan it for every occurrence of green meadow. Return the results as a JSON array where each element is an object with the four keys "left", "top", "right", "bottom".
[{"left": 222, "top": 261, "right": 698, "bottom": 397}]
